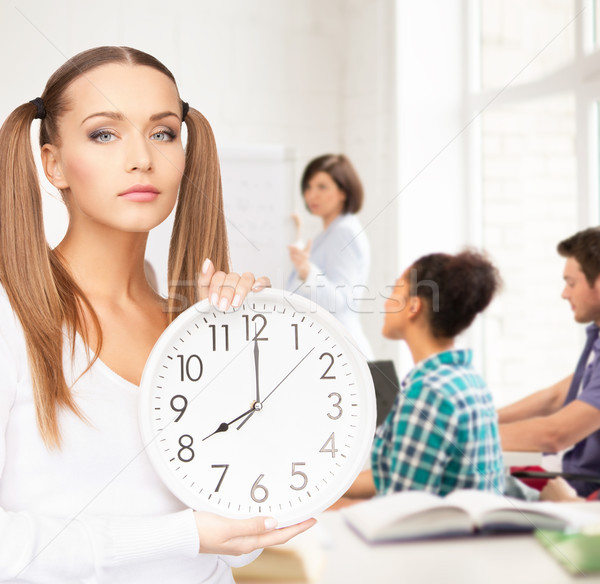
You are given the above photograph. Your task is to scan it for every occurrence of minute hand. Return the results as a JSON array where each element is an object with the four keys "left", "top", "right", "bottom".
[
  {"left": 236, "top": 346, "right": 315, "bottom": 430},
  {"left": 253, "top": 334, "right": 260, "bottom": 404}
]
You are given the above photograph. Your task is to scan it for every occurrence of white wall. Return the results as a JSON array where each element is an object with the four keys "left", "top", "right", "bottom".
[
  {"left": 393, "top": 0, "right": 469, "bottom": 376},
  {"left": 0, "top": 0, "right": 398, "bottom": 360}
]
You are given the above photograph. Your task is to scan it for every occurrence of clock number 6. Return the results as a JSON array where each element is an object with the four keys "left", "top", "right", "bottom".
[
  {"left": 177, "top": 434, "right": 195, "bottom": 462},
  {"left": 251, "top": 474, "right": 269, "bottom": 503},
  {"left": 290, "top": 462, "right": 308, "bottom": 491}
]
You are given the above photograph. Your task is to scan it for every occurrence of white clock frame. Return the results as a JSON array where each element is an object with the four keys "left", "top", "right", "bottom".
[{"left": 139, "top": 288, "right": 376, "bottom": 527}]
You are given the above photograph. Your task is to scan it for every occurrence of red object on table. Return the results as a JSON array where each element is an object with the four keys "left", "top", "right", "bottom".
[{"left": 510, "top": 465, "right": 549, "bottom": 491}]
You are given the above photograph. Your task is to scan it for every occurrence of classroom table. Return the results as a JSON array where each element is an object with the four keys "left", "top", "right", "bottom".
[
  {"left": 237, "top": 503, "right": 600, "bottom": 584},
  {"left": 312, "top": 508, "right": 600, "bottom": 584}
]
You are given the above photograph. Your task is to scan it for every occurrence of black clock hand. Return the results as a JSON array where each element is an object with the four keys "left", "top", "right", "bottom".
[
  {"left": 253, "top": 331, "right": 261, "bottom": 404},
  {"left": 236, "top": 346, "right": 315, "bottom": 430},
  {"left": 202, "top": 405, "right": 256, "bottom": 441}
]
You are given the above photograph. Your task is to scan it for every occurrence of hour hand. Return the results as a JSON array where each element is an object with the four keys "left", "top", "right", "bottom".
[{"left": 202, "top": 406, "right": 255, "bottom": 441}]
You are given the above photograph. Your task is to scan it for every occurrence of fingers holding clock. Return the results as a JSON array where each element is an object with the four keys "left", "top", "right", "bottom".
[
  {"left": 194, "top": 511, "right": 317, "bottom": 556},
  {"left": 197, "top": 259, "right": 270, "bottom": 311},
  {"left": 251, "top": 275, "right": 271, "bottom": 293}
]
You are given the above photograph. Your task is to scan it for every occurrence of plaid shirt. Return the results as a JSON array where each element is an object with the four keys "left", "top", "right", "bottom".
[{"left": 371, "top": 349, "right": 504, "bottom": 497}]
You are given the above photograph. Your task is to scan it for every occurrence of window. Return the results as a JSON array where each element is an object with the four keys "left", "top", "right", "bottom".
[{"left": 471, "top": 0, "right": 596, "bottom": 403}]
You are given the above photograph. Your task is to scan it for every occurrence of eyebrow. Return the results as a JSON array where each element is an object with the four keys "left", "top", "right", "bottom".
[{"left": 81, "top": 110, "right": 180, "bottom": 125}]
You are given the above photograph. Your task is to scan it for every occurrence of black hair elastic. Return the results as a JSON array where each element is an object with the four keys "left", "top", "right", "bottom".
[
  {"left": 29, "top": 97, "right": 46, "bottom": 120},
  {"left": 182, "top": 101, "right": 189, "bottom": 122}
]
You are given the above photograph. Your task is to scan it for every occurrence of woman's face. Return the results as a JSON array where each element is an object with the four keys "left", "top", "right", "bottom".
[
  {"left": 382, "top": 272, "right": 411, "bottom": 340},
  {"left": 42, "top": 63, "right": 185, "bottom": 235},
  {"left": 303, "top": 171, "right": 346, "bottom": 224}
]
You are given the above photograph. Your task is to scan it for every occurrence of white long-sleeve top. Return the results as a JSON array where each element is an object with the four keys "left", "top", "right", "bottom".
[
  {"left": 287, "top": 213, "right": 373, "bottom": 360},
  {"left": 0, "top": 288, "right": 258, "bottom": 583}
]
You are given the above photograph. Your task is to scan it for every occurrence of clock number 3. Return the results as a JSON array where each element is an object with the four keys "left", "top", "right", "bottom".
[{"left": 327, "top": 392, "right": 343, "bottom": 420}]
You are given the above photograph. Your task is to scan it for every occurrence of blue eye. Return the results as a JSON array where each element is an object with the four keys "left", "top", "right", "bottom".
[
  {"left": 90, "top": 130, "right": 116, "bottom": 143},
  {"left": 151, "top": 130, "right": 176, "bottom": 141}
]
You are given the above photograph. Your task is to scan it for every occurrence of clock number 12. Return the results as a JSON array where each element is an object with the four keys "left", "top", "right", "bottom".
[{"left": 243, "top": 314, "right": 268, "bottom": 341}]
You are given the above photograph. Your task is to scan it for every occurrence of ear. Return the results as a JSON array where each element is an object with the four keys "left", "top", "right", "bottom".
[
  {"left": 408, "top": 296, "right": 422, "bottom": 318},
  {"left": 41, "top": 144, "right": 69, "bottom": 190}
]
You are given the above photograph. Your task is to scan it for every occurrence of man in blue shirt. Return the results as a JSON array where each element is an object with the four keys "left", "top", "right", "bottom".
[{"left": 499, "top": 227, "right": 600, "bottom": 496}]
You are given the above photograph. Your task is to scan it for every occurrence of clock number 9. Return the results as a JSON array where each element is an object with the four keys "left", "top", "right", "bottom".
[
  {"left": 243, "top": 314, "right": 268, "bottom": 341},
  {"left": 251, "top": 474, "right": 269, "bottom": 503},
  {"left": 170, "top": 394, "right": 188, "bottom": 422},
  {"left": 290, "top": 462, "right": 308, "bottom": 491},
  {"left": 319, "top": 352, "right": 336, "bottom": 380},
  {"left": 177, "top": 354, "right": 203, "bottom": 382},
  {"left": 177, "top": 434, "right": 195, "bottom": 462}
]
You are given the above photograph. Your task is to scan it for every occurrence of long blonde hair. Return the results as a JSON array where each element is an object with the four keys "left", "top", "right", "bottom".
[{"left": 0, "top": 46, "right": 229, "bottom": 448}]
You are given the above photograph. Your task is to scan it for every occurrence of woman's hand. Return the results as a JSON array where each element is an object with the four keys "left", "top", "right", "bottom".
[
  {"left": 194, "top": 512, "right": 317, "bottom": 555},
  {"left": 288, "top": 241, "right": 312, "bottom": 281},
  {"left": 198, "top": 258, "right": 271, "bottom": 311}
]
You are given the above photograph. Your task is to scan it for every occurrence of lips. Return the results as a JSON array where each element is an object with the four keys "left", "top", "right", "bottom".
[{"left": 119, "top": 184, "right": 160, "bottom": 202}]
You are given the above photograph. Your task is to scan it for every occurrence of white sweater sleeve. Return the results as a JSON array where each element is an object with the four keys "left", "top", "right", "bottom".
[
  {"left": 0, "top": 307, "right": 198, "bottom": 582},
  {"left": 290, "top": 225, "right": 367, "bottom": 322},
  {"left": 0, "top": 508, "right": 199, "bottom": 582}
]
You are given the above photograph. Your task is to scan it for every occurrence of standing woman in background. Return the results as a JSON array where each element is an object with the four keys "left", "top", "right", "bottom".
[
  {"left": 0, "top": 46, "right": 312, "bottom": 584},
  {"left": 287, "top": 154, "right": 373, "bottom": 359}
]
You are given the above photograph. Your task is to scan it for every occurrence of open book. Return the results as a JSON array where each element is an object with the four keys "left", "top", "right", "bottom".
[{"left": 342, "top": 489, "right": 593, "bottom": 542}]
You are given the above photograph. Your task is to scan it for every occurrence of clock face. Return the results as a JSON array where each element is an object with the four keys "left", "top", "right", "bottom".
[{"left": 139, "top": 288, "right": 376, "bottom": 527}]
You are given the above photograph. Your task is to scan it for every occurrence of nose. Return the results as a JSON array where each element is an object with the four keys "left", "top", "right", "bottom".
[
  {"left": 561, "top": 285, "right": 569, "bottom": 300},
  {"left": 127, "top": 133, "right": 153, "bottom": 172}
]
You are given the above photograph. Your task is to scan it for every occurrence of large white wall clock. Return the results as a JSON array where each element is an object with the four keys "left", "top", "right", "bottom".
[{"left": 139, "top": 288, "right": 376, "bottom": 527}]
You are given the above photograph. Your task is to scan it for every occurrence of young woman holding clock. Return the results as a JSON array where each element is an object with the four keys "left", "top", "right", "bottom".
[{"left": 0, "top": 46, "right": 314, "bottom": 583}]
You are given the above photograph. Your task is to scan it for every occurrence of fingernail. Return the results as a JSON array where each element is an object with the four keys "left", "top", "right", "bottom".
[
  {"left": 211, "top": 293, "right": 218, "bottom": 306},
  {"left": 202, "top": 258, "right": 211, "bottom": 274},
  {"left": 218, "top": 298, "right": 228, "bottom": 311},
  {"left": 232, "top": 294, "right": 241, "bottom": 308},
  {"left": 264, "top": 518, "right": 278, "bottom": 530}
]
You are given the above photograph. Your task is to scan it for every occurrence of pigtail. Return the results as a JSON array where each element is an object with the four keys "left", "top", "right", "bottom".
[
  {"left": 0, "top": 103, "right": 85, "bottom": 448},
  {"left": 167, "top": 107, "right": 230, "bottom": 317}
]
